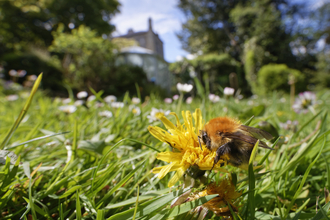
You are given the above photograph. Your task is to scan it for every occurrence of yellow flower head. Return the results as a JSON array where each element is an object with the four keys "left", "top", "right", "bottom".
[
  {"left": 188, "top": 178, "right": 242, "bottom": 217},
  {"left": 148, "top": 108, "right": 229, "bottom": 187}
]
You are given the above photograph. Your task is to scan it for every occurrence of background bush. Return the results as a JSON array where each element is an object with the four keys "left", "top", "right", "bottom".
[{"left": 257, "top": 63, "right": 305, "bottom": 95}]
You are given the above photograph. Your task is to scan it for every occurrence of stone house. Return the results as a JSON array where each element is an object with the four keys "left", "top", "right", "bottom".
[
  {"left": 114, "top": 18, "right": 172, "bottom": 92},
  {"left": 117, "top": 18, "right": 164, "bottom": 58}
]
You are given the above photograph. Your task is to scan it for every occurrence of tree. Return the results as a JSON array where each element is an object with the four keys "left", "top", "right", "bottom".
[
  {"left": 177, "top": 0, "right": 242, "bottom": 58},
  {"left": 170, "top": 53, "right": 247, "bottom": 95},
  {"left": 0, "top": 0, "right": 120, "bottom": 93},
  {"left": 49, "top": 24, "right": 116, "bottom": 90},
  {"left": 0, "top": 0, "right": 120, "bottom": 52},
  {"left": 176, "top": 0, "right": 309, "bottom": 94}
]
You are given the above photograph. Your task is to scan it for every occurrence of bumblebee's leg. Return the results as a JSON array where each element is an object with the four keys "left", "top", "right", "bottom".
[
  {"left": 211, "top": 142, "right": 231, "bottom": 171},
  {"left": 198, "top": 136, "right": 203, "bottom": 150}
]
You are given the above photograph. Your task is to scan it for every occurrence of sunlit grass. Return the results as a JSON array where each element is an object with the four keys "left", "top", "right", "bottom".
[{"left": 0, "top": 83, "right": 330, "bottom": 219}]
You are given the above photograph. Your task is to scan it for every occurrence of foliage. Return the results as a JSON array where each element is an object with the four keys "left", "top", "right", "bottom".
[
  {"left": 170, "top": 53, "right": 248, "bottom": 95},
  {"left": 0, "top": 0, "right": 120, "bottom": 52},
  {"left": 177, "top": 0, "right": 295, "bottom": 64},
  {"left": 47, "top": 25, "right": 160, "bottom": 96},
  {"left": 244, "top": 48, "right": 257, "bottom": 94},
  {"left": 49, "top": 24, "right": 116, "bottom": 91},
  {"left": 230, "top": 0, "right": 295, "bottom": 65},
  {"left": 313, "top": 52, "right": 330, "bottom": 89},
  {"left": 0, "top": 0, "right": 121, "bottom": 94},
  {"left": 0, "top": 77, "right": 330, "bottom": 219},
  {"left": 104, "top": 64, "right": 167, "bottom": 98},
  {"left": 257, "top": 63, "right": 305, "bottom": 95},
  {"left": 176, "top": 0, "right": 328, "bottom": 94}
]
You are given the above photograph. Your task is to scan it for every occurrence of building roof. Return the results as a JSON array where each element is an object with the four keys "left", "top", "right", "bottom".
[
  {"left": 117, "top": 31, "right": 147, "bottom": 38},
  {"left": 120, "top": 46, "right": 154, "bottom": 54}
]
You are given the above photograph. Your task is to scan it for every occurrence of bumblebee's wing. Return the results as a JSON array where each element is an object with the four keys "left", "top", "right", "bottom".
[
  {"left": 240, "top": 125, "right": 273, "bottom": 140},
  {"left": 224, "top": 131, "right": 273, "bottom": 150},
  {"left": 258, "top": 140, "right": 273, "bottom": 150}
]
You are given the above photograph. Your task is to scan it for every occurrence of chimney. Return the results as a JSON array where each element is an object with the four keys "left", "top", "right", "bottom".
[
  {"left": 148, "top": 17, "right": 152, "bottom": 31},
  {"left": 128, "top": 28, "right": 134, "bottom": 34}
]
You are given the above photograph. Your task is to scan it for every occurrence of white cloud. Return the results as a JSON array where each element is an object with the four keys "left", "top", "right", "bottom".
[
  {"left": 310, "top": 0, "right": 330, "bottom": 10},
  {"left": 176, "top": 55, "right": 184, "bottom": 61},
  {"left": 112, "top": 0, "right": 184, "bottom": 36}
]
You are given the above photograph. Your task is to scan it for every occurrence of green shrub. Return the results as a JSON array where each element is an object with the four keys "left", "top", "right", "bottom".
[
  {"left": 244, "top": 50, "right": 257, "bottom": 94},
  {"left": 257, "top": 63, "right": 305, "bottom": 95}
]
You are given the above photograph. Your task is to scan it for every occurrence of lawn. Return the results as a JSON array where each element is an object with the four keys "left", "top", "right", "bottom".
[{"left": 0, "top": 75, "right": 330, "bottom": 219}]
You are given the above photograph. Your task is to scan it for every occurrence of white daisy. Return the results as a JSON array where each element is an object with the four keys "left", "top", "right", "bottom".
[
  {"left": 58, "top": 105, "right": 77, "bottom": 113},
  {"left": 209, "top": 94, "right": 220, "bottom": 103},
  {"left": 111, "top": 102, "right": 124, "bottom": 108},
  {"left": 132, "top": 97, "right": 141, "bottom": 104},
  {"left": 147, "top": 108, "right": 170, "bottom": 122},
  {"left": 223, "top": 87, "right": 235, "bottom": 96},
  {"left": 104, "top": 95, "right": 117, "bottom": 103},
  {"left": 99, "top": 110, "right": 113, "bottom": 118},
  {"left": 292, "top": 91, "right": 316, "bottom": 114},
  {"left": 87, "top": 95, "right": 96, "bottom": 102},
  {"left": 74, "top": 100, "right": 84, "bottom": 106},
  {"left": 177, "top": 83, "right": 193, "bottom": 93},
  {"left": 77, "top": 91, "right": 88, "bottom": 99},
  {"left": 129, "top": 105, "right": 141, "bottom": 116},
  {"left": 6, "top": 94, "right": 19, "bottom": 101},
  {"left": 62, "top": 98, "right": 72, "bottom": 104}
]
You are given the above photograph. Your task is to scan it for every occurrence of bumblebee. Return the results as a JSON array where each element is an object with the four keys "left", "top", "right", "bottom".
[{"left": 199, "top": 117, "right": 273, "bottom": 169}]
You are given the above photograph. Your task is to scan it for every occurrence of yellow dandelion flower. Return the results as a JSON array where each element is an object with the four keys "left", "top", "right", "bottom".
[
  {"left": 188, "top": 178, "right": 241, "bottom": 217},
  {"left": 148, "top": 108, "right": 229, "bottom": 187}
]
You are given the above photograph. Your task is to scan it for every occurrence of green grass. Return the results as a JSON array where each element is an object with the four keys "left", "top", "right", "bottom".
[{"left": 1, "top": 79, "right": 330, "bottom": 219}]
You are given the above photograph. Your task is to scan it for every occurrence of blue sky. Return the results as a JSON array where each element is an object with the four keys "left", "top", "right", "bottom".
[{"left": 111, "top": 0, "right": 189, "bottom": 63}]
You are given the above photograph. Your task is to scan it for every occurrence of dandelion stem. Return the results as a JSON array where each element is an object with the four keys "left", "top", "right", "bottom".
[{"left": 176, "top": 93, "right": 183, "bottom": 113}]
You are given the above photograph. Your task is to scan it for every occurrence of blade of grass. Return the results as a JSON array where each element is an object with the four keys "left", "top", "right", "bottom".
[
  {"left": 288, "top": 110, "right": 322, "bottom": 145},
  {"left": 96, "top": 209, "right": 105, "bottom": 220},
  {"left": 322, "top": 154, "right": 330, "bottom": 188},
  {"left": 275, "top": 131, "right": 320, "bottom": 179},
  {"left": 311, "top": 202, "right": 330, "bottom": 220},
  {"left": 247, "top": 140, "right": 259, "bottom": 220},
  {"left": 97, "top": 160, "right": 146, "bottom": 206},
  {"left": 132, "top": 185, "right": 139, "bottom": 220},
  {"left": 135, "top": 83, "right": 143, "bottom": 123},
  {"left": 60, "top": 203, "right": 64, "bottom": 220},
  {"left": 71, "top": 120, "right": 78, "bottom": 162},
  {"left": 193, "top": 76, "right": 205, "bottom": 99},
  {"left": 292, "top": 212, "right": 301, "bottom": 220},
  {"left": 5, "top": 131, "right": 70, "bottom": 149},
  {"left": 285, "top": 136, "right": 326, "bottom": 217},
  {"left": 295, "top": 198, "right": 310, "bottom": 214},
  {"left": 166, "top": 194, "right": 218, "bottom": 218},
  {"left": 258, "top": 137, "right": 279, "bottom": 166},
  {"left": 76, "top": 190, "right": 81, "bottom": 220},
  {"left": 0, "top": 73, "right": 43, "bottom": 149},
  {"left": 107, "top": 188, "right": 190, "bottom": 220},
  {"left": 244, "top": 115, "right": 254, "bottom": 126},
  {"left": 91, "top": 138, "right": 159, "bottom": 201},
  {"left": 317, "top": 203, "right": 330, "bottom": 220},
  {"left": 227, "top": 201, "right": 240, "bottom": 220}
]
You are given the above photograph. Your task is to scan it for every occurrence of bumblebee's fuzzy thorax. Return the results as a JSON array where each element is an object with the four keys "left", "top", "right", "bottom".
[
  {"left": 204, "top": 117, "right": 241, "bottom": 134},
  {"left": 204, "top": 117, "right": 241, "bottom": 150}
]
